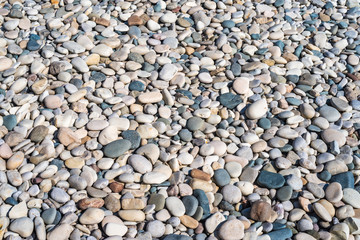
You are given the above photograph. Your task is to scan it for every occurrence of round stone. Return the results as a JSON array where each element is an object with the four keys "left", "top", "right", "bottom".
[
  {"left": 104, "top": 139, "right": 132, "bottom": 158},
  {"left": 186, "top": 117, "right": 204, "bottom": 131},
  {"left": 182, "top": 196, "right": 199, "bottom": 216},
  {"left": 221, "top": 185, "right": 241, "bottom": 204},
  {"left": 166, "top": 197, "right": 186, "bottom": 217},
  {"left": 79, "top": 208, "right": 105, "bottom": 224},
  {"left": 246, "top": 99, "right": 268, "bottom": 119},
  {"left": 213, "top": 169, "right": 231, "bottom": 187}
]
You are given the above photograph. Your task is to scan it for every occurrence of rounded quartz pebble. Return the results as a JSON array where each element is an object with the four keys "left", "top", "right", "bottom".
[{"left": 43, "top": 95, "right": 62, "bottom": 109}]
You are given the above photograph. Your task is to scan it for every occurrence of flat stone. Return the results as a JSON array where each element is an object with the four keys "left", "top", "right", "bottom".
[
  {"left": 250, "top": 200, "right": 272, "bottom": 222},
  {"left": 246, "top": 99, "right": 268, "bottom": 119},
  {"left": 257, "top": 171, "right": 285, "bottom": 189},
  {"left": 103, "top": 139, "right": 132, "bottom": 158},
  {"left": 166, "top": 197, "right": 186, "bottom": 217},
  {"left": 79, "top": 208, "right": 105, "bottom": 224},
  {"left": 218, "top": 219, "right": 245, "bottom": 240},
  {"left": 9, "top": 217, "right": 34, "bottom": 238},
  {"left": 325, "top": 182, "right": 343, "bottom": 203},
  {"left": 343, "top": 188, "right": 360, "bottom": 208}
]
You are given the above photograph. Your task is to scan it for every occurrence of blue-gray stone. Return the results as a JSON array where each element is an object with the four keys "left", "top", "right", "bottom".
[
  {"left": 121, "top": 130, "right": 141, "bottom": 149},
  {"left": 258, "top": 118, "right": 271, "bottom": 129},
  {"left": 142, "top": 62, "right": 155, "bottom": 72},
  {"left": 274, "top": 0, "right": 284, "bottom": 7},
  {"left": 41, "top": 208, "right": 57, "bottom": 225},
  {"left": 213, "top": 169, "right": 231, "bottom": 187},
  {"left": 27, "top": 40, "right": 41, "bottom": 51},
  {"left": 128, "top": 52, "right": 144, "bottom": 64},
  {"left": 154, "top": 2, "right": 161, "bottom": 12},
  {"left": 219, "top": 93, "right": 243, "bottom": 109},
  {"left": 330, "top": 172, "right": 354, "bottom": 189},
  {"left": 179, "top": 129, "right": 192, "bottom": 142},
  {"left": 193, "top": 189, "right": 210, "bottom": 220},
  {"left": 3, "top": 115, "right": 17, "bottom": 131},
  {"left": 276, "top": 186, "right": 293, "bottom": 201},
  {"left": 182, "top": 195, "right": 198, "bottom": 216},
  {"left": 163, "top": 235, "right": 192, "bottom": 240},
  {"left": 257, "top": 171, "right": 285, "bottom": 189},
  {"left": 186, "top": 117, "right": 204, "bottom": 131},
  {"left": 128, "top": 26, "right": 141, "bottom": 38},
  {"left": 5, "top": 197, "right": 18, "bottom": 205},
  {"left": 319, "top": 105, "right": 341, "bottom": 122},
  {"left": 267, "top": 228, "right": 293, "bottom": 240},
  {"left": 222, "top": 20, "right": 235, "bottom": 28},
  {"left": 50, "top": 159, "right": 64, "bottom": 170},
  {"left": 103, "top": 139, "right": 132, "bottom": 158},
  {"left": 318, "top": 170, "right": 331, "bottom": 181},
  {"left": 286, "top": 97, "right": 302, "bottom": 106},
  {"left": 90, "top": 71, "right": 106, "bottom": 82},
  {"left": 129, "top": 81, "right": 145, "bottom": 92},
  {"left": 231, "top": 63, "right": 241, "bottom": 76}
]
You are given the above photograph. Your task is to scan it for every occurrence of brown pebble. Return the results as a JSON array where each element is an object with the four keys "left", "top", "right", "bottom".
[
  {"left": 95, "top": 18, "right": 110, "bottom": 26},
  {"left": 250, "top": 200, "right": 272, "bottom": 222},
  {"left": 128, "top": 15, "right": 143, "bottom": 26},
  {"left": 78, "top": 198, "right": 105, "bottom": 210},
  {"left": 179, "top": 215, "right": 199, "bottom": 229},
  {"left": 191, "top": 169, "right": 211, "bottom": 181},
  {"left": 109, "top": 182, "right": 124, "bottom": 193}
]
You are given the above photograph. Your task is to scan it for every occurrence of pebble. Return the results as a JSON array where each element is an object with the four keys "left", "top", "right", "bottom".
[
  {"left": 166, "top": 197, "right": 186, "bottom": 217},
  {"left": 246, "top": 99, "right": 268, "bottom": 119},
  {"left": 9, "top": 217, "right": 34, "bottom": 238}
]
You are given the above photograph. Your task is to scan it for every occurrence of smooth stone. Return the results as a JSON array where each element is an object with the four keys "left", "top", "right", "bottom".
[
  {"left": 166, "top": 197, "right": 186, "bottom": 217},
  {"left": 159, "top": 64, "right": 178, "bottom": 81},
  {"left": 313, "top": 203, "right": 332, "bottom": 222},
  {"left": 3, "top": 115, "right": 17, "bottom": 130},
  {"left": 321, "top": 129, "right": 346, "bottom": 147},
  {"left": 47, "top": 224, "right": 73, "bottom": 240},
  {"left": 118, "top": 210, "right": 145, "bottom": 221},
  {"left": 104, "top": 139, "right": 132, "bottom": 158},
  {"left": 148, "top": 194, "right": 165, "bottom": 211},
  {"left": 193, "top": 189, "right": 210, "bottom": 219},
  {"left": 41, "top": 208, "right": 57, "bottom": 224},
  {"left": 213, "top": 169, "right": 231, "bottom": 187},
  {"left": 222, "top": 185, "right": 242, "bottom": 204},
  {"left": 105, "top": 223, "right": 128, "bottom": 237},
  {"left": 276, "top": 186, "right": 293, "bottom": 201},
  {"left": 30, "top": 125, "right": 49, "bottom": 143},
  {"left": 9, "top": 217, "right": 34, "bottom": 238},
  {"left": 50, "top": 188, "right": 70, "bottom": 203},
  {"left": 146, "top": 220, "right": 165, "bottom": 238},
  {"left": 79, "top": 208, "right": 105, "bottom": 224},
  {"left": 9, "top": 201, "right": 28, "bottom": 219},
  {"left": 182, "top": 196, "right": 198, "bottom": 216},
  {"left": 250, "top": 201, "right": 272, "bottom": 222},
  {"left": 325, "top": 182, "right": 343, "bottom": 203},
  {"left": 205, "top": 212, "right": 225, "bottom": 233},
  {"left": 218, "top": 219, "right": 245, "bottom": 240},
  {"left": 257, "top": 171, "right": 285, "bottom": 189},
  {"left": 219, "top": 92, "right": 243, "bottom": 109},
  {"left": 186, "top": 117, "right": 204, "bottom": 131},
  {"left": 246, "top": 99, "right": 268, "bottom": 119},
  {"left": 267, "top": 228, "right": 293, "bottom": 240},
  {"left": 343, "top": 188, "right": 360, "bottom": 208},
  {"left": 319, "top": 105, "right": 341, "bottom": 122},
  {"left": 128, "top": 154, "right": 152, "bottom": 174},
  {"left": 330, "top": 172, "right": 354, "bottom": 189},
  {"left": 163, "top": 235, "right": 192, "bottom": 240}
]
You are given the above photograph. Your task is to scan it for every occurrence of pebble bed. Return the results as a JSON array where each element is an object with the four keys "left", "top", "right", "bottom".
[{"left": 0, "top": 0, "right": 360, "bottom": 239}]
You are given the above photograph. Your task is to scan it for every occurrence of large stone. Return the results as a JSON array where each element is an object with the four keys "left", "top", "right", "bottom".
[{"left": 246, "top": 99, "right": 268, "bottom": 119}]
